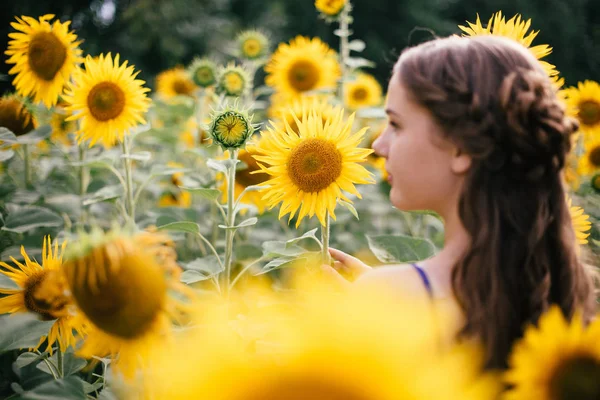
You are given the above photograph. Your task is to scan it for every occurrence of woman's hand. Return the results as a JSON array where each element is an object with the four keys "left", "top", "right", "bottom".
[{"left": 328, "top": 248, "right": 372, "bottom": 282}]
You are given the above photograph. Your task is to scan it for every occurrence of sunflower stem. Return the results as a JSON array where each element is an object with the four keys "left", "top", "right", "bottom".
[
  {"left": 196, "top": 89, "right": 206, "bottom": 145},
  {"left": 120, "top": 134, "right": 135, "bottom": 225},
  {"left": 56, "top": 348, "right": 64, "bottom": 378},
  {"left": 23, "top": 144, "right": 31, "bottom": 188},
  {"left": 78, "top": 143, "right": 89, "bottom": 223},
  {"left": 222, "top": 149, "right": 238, "bottom": 297},
  {"left": 338, "top": 5, "right": 351, "bottom": 101},
  {"left": 321, "top": 211, "right": 331, "bottom": 265}
]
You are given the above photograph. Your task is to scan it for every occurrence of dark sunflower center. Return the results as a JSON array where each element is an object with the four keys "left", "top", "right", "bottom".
[
  {"left": 87, "top": 82, "right": 125, "bottom": 122},
  {"left": 288, "top": 60, "right": 320, "bottom": 92},
  {"left": 244, "top": 378, "right": 371, "bottom": 400},
  {"left": 0, "top": 98, "right": 35, "bottom": 136},
  {"left": 173, "top": 79, "right": 194, "bottom": 96},
  {"left": 579, "top": 101, "right": 600, "bottom": 127},
  {"left": 66, "top": 242, "right": 167, "bottom": 339},
  {"left": 24, "top": 270, "right": 70, "bottom": 321},
  {"left": 549, "top": 355, "right": 600, "bottom": 400},
  {"left": 28, "top": 32, "right": 67, "bottom": 81},
  {"left": 288, "top": 138, "right": 342, "bottom": 192},
  {"left": 352, "top": 87, "right": 368, "bottom": 101},
  {"left": 592, "top": 175, "right": 600, "bottom": 191},
  {"left": 236, "top": 151, "right": 268, "bottom": 187},
  {"left": 588, "top": 146, "right": 600, "bottom": 168}
]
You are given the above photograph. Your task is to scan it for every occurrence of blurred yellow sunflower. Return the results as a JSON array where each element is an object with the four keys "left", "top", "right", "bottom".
[
  {"left": 0, "top": 236, "right": 85, "bottom": 353},
  {"left": 63, "top": 53, "right": 151, "bottom": 148},
  {"left": 0, "top": 95, "right": 36, "bottom": 136},
  {"left": 592, "top": 174, "right": 600, "bottom": 193},
  {"left": 344, "top": 73, "right": 383, "bottom": 110},
  {"left": 180, "top": 117, "right": 211, "bottom": 147},
  {"left": 315, "top": 0, "right": 347, "bottom": 16},
  {"left": 567, "top": 198, "right": 591, "bottom": 245},
  {"left": 265, "top": 36, "right": 340, "bottom": 101},
  {"left": 156, "top": 67, "right": 197, "bottom": 99},
  {"left": 459, "top": 12, "right": 563, "bottom": 87},
  {"left": 220, "top": 147, "right": 270, "bottom": 214},
  {"left": 578, "top": 136, "right": 600, "bottom": 176},
  {"left": 49, "top": 103, "right": 76, "bottom": 145},
  {"left": 158, "top": 161, "right": 191, "bottom": 208},
  {"left": 504, "top": 306, "right": 600, "bottom": 400},
  {"left": 62, "top": 228, "right": 190, "bottom": 380},
  {"left": 5, "top": 15, "right": 83, "bottom": 108},
  {"left": 236, "top": 30, "right": 269, "bottom": 61},
  {"left": 148, "top": 284, "right": 499, "bottom": 400},
  {"left": 254, "top": 105, "right": 374, "bottom": 227},
  {"left": 563, "top": 80, "right": 600, "bottom": 136},
  {"left": 268, "top": 95, "right": 338, "bottom": 135},
  {"left": 216, "top": 63, "right": 251, "bottom": 98}
]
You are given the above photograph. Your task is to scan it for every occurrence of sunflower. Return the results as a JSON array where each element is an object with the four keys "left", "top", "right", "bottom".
[
  {"left": 315, "top": 0, "right": 347, "bottom": 17},
  {"left": 236, "top": 30, "right": 269, "bottom": 61},
  {"left": 254, "top": 105, "right": 374, "bottom": 227},
  {"left": 459, "top": 12, "right": 563, "bottom": 87},
  {"left": 344, "top": 73, "right": 383, "bottom": 110},
  {"left": 0, "top": 94, "right": 36, "bottom": 136},
  {"left": 504, "top": 306, "right": 600, "bottom": 400},
  {"left": 216, "top": 63, "right": 251, "bottom": 98},
  {"left": 0, "top": 236, "right": 85, "bottom": 354},
  {"left": 158, "top": 161, "right": 191, "bottom": 208},
  {"left": 147, "top": 284, "right": 499, "bottom": 400},
  {"left": 180, "top": 117, "right": 211, "bottom": 147},
  {"left": 577, "top": 136, "right": 600, "bottom": 177},
  {"left": 62, "top": 228, "right": 189, "bottom": 380},
  {"left": 265, "top": 36, "right": 341, "bottom": 102},
  {"left": 268, "top": 95, "right": 338, "bottom": 135},
  {"left": 563, "top": 80, "right": 600, "bottom": 136},
  {"left": 49, "top": 103, "right": 76, "bottom": 145},
  {"left": 187, "top": 58, "right": 217, "bottom": 88},
  {"left": 156, "top": 67, "right": 197, "bottom": 99},
  {"left": 567, "top": 198, "right": 591, "bottom": 245},
  {"left": 592, "top": 174, "right": 600, "bottom": 193},
  {"left": 220, "top": 147, "right": 270, "bottom": 214},
  {"left": 5, "top": 15, "right": 83, "bottom": 108},
  {"left": 209, "top": 106, "right": 255, "bottom": 149},
  {"left": 63, "top": 53, "right": 151, "bottom": 148}
]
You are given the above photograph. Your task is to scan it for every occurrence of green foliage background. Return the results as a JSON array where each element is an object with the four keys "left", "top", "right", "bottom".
[{"left": 1, "top": 0, "right": 599, "bottom": 95}]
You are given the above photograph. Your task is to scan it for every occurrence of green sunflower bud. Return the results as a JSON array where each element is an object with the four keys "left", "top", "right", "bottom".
[
  {"left": 209, "top": 104, "right": 255, "bottom": 149},
  {"left": 215, "top": 63, "right": 251, "bottom": 97},
  {"left": 188, "top": 57, "right": 218, "bottom": 88},
  {"left": 236, "top": 30, "right": 269, "bottom": 61}
]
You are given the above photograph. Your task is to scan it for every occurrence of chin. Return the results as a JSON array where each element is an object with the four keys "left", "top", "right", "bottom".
[{"left": 390, "top": 189, "right": 425, "bottom": 212}]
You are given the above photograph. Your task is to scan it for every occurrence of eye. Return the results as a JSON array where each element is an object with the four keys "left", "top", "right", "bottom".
[{"left": 388, "top": 121, "right": 401, "bottom": 131}]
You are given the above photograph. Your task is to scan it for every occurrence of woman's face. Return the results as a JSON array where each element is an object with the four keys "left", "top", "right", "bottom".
[{"left": 372, "top": 71, "right": 469, "bottom": 215}]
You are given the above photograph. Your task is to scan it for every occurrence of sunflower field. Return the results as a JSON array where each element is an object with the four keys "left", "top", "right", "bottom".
[{"left": 0, "top": 1, "right": 599, "bottom": 399}]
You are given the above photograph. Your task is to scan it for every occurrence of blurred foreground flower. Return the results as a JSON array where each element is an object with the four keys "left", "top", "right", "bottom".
[
  {"left": 254, "top": 105, "right": 373, "bottom": 227},
  {"left": 64, "top": 53, "right": 151, "bottom": 147},
  {"left": 504, "top": 306, "right": 600, "bottom": 400},
  {"left": 0, "top": 236, "right": 85, "bottom": 353},
  {"left": 6, "top": 14, "right": 83, "bottom": 107},
  {"left": 0, "top": 94, "right": 36, "bottom": 136}
]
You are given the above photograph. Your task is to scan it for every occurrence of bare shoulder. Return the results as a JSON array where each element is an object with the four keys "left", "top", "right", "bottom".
[{"left": 355, "top": 264, "right": 431, "bottom": 300}]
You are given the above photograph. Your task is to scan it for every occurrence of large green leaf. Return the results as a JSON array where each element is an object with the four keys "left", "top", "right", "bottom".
[
  {"left": 37, "top": 350, "right": 87, "bottom": 377},
  {"left": 15, "top": 125, "right": 52, "bottom": 145},
  {"left": 19, "top": 377, "right": 86, "bottom": 400},
  {"left": 157, "top": 221, "right": 200, "bottom": 234},
  {"left": 262, "top": 241, "right": 307, "bottom": 258},
  {"left": 2, "top": 206, "right": 63, "bottom": 234},
  {"left": 0, "top": 314, "right": 55, "bottom": 354},
  {"left": 180, "top": 187, "right": 221, "bottom": 201},
  {"left": 180, "top": 256, "right": 223, "bottom": 283},
  {"left": 366, "top": 234, "right": 436, "bottom": 263}
]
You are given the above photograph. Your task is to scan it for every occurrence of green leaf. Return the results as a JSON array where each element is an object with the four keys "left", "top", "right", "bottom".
[
  {"left": 345, "top": 57, "right": 376, "bottom": 69},
  {"left": 0, "top": 314, "right": 55, "bottom": 354},
  {"left": 206, "top": 159, "right": 228, "bottom": 174},
  {"left": 334, "top": 28, "right": 352, "bottom": 37},
  {"left": 182, "top": 255, "right": 223, "bottom": 280},
  {"left": 69, "top": 156, "right": 114, "bottom": 168},
  {"left": 219, "top": 217, "right": 257, "bottom": 230},
  {"left": 19, "top": 377, "right": 86, "bottom": 400},
  {"left": 348, "top": 39, "right": 366, "bottom": 52},
  {"left": 337, "top": 200, "right": 359, "bottom": 220},
  {"left": 285, "top": 228, "right": 321, "bottom": 248},
  {"left": 235, "top": 244, "right": 263, "bottom": 260},
  {"left": 16, "top": 125, "right": 52, "bottom": 145},
  {"left": 2, "top": 206, "right": 63, "bottom": 233},
  {"left": 366, "top": 234, "right": 436, "bottom": 263},
  {"left": 181, "top": 187, "right": 221, "bottom": 201},
  {"left": 255, "top": 256, "right": 308, "bottom": 275},
  {"left": 83, "top": 185, "right": 123, "bottom": 206},
  {"left": 150, "top": 166, "right": 191, "bottom": 177},
  {"left": 97, "top": 387, "right": 118, "bottom": 400},
  {"left": 262, "top": 241, "right": 307, "bottom": 258},
  {"left": 121, "top": 151, "right": 151, "bottom": 161},
  {"left": 0, "top": 149, "right": 15, "bottom": 161},
  {"left": 157, "top": 221, "right": 200, "bottom": 234},
  {"left": 0, "top": 127, "right": 19, "bottom": 145},
  {"left": 14, "top": 352, "right": 43, "bottom": 369},
  {"left": 37, "top": 350, "right": 87, "bottom": 377}
]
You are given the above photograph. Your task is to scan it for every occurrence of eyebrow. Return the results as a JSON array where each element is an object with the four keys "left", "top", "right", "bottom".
[{"left": 385, "top": 109, "right": 400, "bottom": 117}]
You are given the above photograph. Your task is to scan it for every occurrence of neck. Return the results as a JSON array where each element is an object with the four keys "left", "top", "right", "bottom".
[{"left": 438, "top": 198, "right": 471, "bottom": 268}]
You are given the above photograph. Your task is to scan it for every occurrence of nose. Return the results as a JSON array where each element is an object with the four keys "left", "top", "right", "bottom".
[{"left": 372, "top": 128, "right": 388, "bottom": 158}]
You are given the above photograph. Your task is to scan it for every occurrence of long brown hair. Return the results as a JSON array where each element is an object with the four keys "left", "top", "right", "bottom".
[{"left": 396, "top": 35, "right": 596, "bottom": 368}]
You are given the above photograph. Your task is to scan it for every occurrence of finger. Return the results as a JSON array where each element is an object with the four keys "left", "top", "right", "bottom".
[
  {"left": 329, "top": 248, "right": 363, "bottom": 269},
  {"left": 332, "top": 260, "right": 349, "bottom": 273}
]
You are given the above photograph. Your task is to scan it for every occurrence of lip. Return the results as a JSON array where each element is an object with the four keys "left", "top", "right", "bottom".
[{"left": 386, "top": 172, "right": 392, "bottom": 184}]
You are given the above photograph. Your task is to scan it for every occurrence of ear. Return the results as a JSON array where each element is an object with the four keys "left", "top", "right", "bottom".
[{"left": 450, "top": 147, "right": 472, "bottom": 174}]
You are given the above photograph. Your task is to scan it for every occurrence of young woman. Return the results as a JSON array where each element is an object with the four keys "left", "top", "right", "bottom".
[{"left": 327, "top": 35, "right": 597, "bottom": 368}]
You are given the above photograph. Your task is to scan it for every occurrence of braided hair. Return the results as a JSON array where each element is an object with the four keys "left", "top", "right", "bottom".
[{"left": 396, "top": 35, "right": 596, "bottom": 368}]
